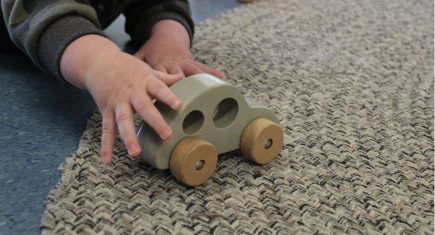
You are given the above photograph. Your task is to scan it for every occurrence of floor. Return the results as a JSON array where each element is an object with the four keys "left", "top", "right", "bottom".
[{"left": 0, "top": 1, "right": 244, "bottom": 234}]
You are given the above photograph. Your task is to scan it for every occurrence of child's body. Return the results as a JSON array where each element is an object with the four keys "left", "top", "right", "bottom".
[{"left": 1, "top": 0, "right": 224, "bottom": 163}]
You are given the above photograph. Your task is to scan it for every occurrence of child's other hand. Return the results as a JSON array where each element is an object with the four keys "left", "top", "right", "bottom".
[
  {"left": 134, "top": 20, "right": 224, "bottom": 79},
  {"left": 60, "top": 35, "right": 183, "bottom": 163}
]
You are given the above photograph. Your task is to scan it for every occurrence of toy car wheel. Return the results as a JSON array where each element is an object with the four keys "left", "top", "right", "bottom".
[
  {"left": 170, "top": 136, "right": 218, "bottom": 186},
  {"left": 241, "top": 118, "right": 284, "bottom": 165}
]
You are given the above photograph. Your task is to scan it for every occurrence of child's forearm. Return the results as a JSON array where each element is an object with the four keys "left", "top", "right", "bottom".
[{"left": 60, "top": 35, "right": 122, "bottom": 89}]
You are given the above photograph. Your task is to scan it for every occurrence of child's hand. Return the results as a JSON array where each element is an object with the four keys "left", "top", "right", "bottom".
[
  {"left": 134, "top": 20, "right": 224, "bottom": 79},
  {"left": 60, "top": 35, "right": 183, "bottom": 163}
]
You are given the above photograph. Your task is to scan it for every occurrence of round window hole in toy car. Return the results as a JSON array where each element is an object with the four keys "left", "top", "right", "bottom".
[
  {"left": 213, "top": 98, "right": 238, "bottom": 128},
  {"left": 183, "top": 110, "right": 204, "bottom": 135}
]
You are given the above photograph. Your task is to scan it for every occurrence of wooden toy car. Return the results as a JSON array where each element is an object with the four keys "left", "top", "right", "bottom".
[{"left": 136, "top": 74, "right": 284, "bottom": 186}]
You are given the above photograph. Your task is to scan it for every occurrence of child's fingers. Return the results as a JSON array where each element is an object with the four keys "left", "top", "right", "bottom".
[
  {"left": 101, "top": 111, "right": 117, "bottom": 163},
  {"left": 192, "top": 62, "right": 225, "bottom": 78},
  {"left": 182, "top": 63, "right": 205, "bottom": 77},
  {"left": 168, "top": 66, "right": 184, "bottom": 76},
  {"left": 155, "top": 65, "right": 167, "bottom": 74},
  {"left": 153, "top": 71, "right": 184, "bottom": 86},
  {"left": 131, "top": 93, "right": 173, "bottom": 140},
  {"left": 146, "top": 78, "right": 182, "bottom": 110},
  {"left": 114, "top": 104, "right": 141, "bottom": 157}
]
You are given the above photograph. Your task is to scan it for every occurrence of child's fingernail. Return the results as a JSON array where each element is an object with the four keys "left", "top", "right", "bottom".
[
  {"left": 161, "top": 128, "right": 171, "bottom": 139},
  {"left": 128, "top": 144, "right": 140, "bottom": 156},
  {"left": 172, "top": 100, "right": 182, "bottom": 109}
]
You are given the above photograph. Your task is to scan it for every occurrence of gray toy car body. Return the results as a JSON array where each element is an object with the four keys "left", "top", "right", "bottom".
[
  {"left": 136, "top": 74, "right": 282, "bottom": 185},
  {"left": 136, "top": 74, "right": 279, "bottom": 169}
]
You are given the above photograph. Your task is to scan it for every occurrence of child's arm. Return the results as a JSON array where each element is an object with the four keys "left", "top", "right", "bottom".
[
  {"left": 134, "top": 19, "right": 224, "bottom": 78},
  {"left": 60, "top": 34, "right": 183, "bottom": 163},
  {"left": 1, "top": 0, "right": 105, "bottom": 80}
]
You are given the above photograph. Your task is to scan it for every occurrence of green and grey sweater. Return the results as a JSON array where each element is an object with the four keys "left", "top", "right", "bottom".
[{"left": 0, "top": 0, "right": 194, "bottom": 81}]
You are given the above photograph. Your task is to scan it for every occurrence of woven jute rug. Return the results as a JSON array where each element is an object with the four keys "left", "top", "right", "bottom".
[{"left": 41, "top": 0, "right": 434, "bottom": 234}]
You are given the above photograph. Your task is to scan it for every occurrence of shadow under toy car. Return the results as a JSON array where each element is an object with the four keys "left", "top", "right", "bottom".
[{"left": 136, "top": 74, "right": 284, "bottom": 186}]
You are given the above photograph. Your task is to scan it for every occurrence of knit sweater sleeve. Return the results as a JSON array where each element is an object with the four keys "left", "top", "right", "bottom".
[
  {"left": 1, "top": 0, "right": 106, "bottom": 81},
  {"left": 123, "top": 0, "right": 194, "bottom": 48}
]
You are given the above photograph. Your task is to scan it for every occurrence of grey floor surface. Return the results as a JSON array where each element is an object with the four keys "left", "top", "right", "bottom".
[{"left": 0, "top": 0, "right": 244, "bottom": 234}]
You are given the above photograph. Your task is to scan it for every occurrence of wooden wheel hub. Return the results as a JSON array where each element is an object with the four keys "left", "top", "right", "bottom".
[
  {"left": 241, "top": 118, "right": 284, "bottom": 164},
  {"left": 170, "top": 136, "right": 218, "bottom": 186}
]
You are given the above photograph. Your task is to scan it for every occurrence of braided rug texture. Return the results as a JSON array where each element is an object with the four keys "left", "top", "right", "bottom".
[{"left": 41, "top": 0, "right": 434, "bottom": 234}]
